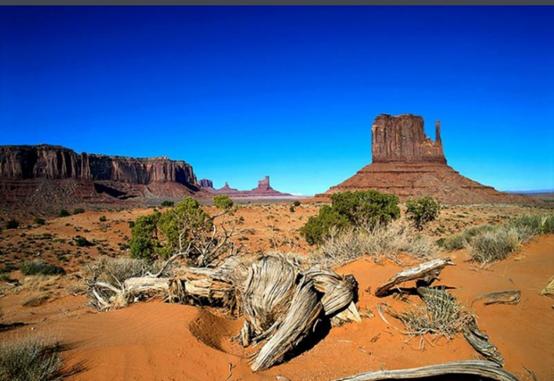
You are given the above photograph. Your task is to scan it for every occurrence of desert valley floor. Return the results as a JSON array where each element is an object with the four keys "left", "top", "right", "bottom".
[{"left": 0, "top": 202, "right": 553, "bottom": 381}]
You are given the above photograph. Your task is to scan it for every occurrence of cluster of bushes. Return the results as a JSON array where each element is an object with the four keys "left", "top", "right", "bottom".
[
  {"left": 6, "top": 219, "right": 19, "bottom": 229},
  {"left": 439, "top": 214, "right": 554, "bottom": 263},
  {"left": 300, "top": 191, "right": 400, "bottom": 245},
  {"left": 20, "top": 260, "right": 65, "bottom": 276}
]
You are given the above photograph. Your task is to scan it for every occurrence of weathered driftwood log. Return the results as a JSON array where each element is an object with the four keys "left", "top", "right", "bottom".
[
  {"left": 332, "top": 360, "right": 518, "bottom": 381},
  {"left": 463, "top": 317, "right": 504, "bottom": 366},
  {"left": 473, "top": 290, "right": 521, "bottom": 306},
  {"left": 88, "top": 253, "right": 360, "bottom": 372},
  {"left": 252, "top": 276, "right": 323, "bottom": 371},
  {"left": 375, "top": 258, "right": 453, "bottom": 297}
]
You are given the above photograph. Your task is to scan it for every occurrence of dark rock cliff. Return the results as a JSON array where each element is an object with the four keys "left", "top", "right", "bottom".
[{"left": 0, "top": 145, "right": 198, "bottom": 187}]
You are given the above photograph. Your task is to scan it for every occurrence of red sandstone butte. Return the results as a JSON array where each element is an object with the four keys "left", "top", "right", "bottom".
[{"left": 325, "top": 114, "right": 528, "bottom": 204}]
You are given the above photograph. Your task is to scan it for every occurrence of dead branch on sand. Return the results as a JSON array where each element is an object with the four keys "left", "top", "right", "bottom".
[
  {"left": 375, "top": 258, "right": 453, "bottom": 297},
  {"left": 473, "top": 290, "right": 521, "bottom": 306},
  {"left": 332, "top": 360, "right": 518, "bottom": 381}
]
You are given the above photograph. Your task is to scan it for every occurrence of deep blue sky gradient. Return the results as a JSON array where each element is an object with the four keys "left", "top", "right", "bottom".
[{"left": 1, "top": 6, "right": 553, "bottom": 195}]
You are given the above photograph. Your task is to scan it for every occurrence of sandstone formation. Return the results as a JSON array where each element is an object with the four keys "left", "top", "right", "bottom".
[
  {"left": 0, "top": 145, "right": 200, "bottom": 213},
  {"left": 199, "top": 179, "right": 214, "bottom": 189},
  {"left": 325, "top": 114, "right": 528, "bottom": 204}
]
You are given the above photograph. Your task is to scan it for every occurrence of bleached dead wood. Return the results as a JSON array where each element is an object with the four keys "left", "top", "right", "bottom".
[
  {"left": 332, "top": 360, "right": 518, "bottom": 381},
  {"left": 251, "top": 276, "right": 323, "bottom": 371},
  {"left": 375, "top": 258, "right": 453, "bottom": 297}
]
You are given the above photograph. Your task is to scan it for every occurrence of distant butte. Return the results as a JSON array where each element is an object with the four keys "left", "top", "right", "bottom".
[
  {"left": 324, "top": 114, "right": 528, "bottom": 204},
  {"left": 201, "top": 176, "right": 293, "bottom": 199}
]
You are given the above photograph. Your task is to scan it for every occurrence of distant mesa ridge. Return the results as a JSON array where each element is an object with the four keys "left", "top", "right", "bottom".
[
  {"left": 0, "top": 144, "right": 295, "bottom": 213},
  {"left": 200, "top": 176, "right": 292, "bottom": 198},
  {"left": 325, "top": 114, "right": 527, "bottom": 204}
]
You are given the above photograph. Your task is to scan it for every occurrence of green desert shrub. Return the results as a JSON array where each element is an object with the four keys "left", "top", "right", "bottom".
[
  {"left": 330, "top": 190, "right": 400, "bottom": 226},
  {"left": 406, "top": 196, "right": 441, "bottom": 230},
  {"left": 0, "top": 337, "right": 62, "bottom": 381},
  {"left": 301, "top": 190, "right": 400, "bottom": 245},
  {"left": 72, "top": 208, "right": 85, "bottom": 215},
  {"left": 160, "top": 200, "right": 174, "bottom": 207},
  {"left": 58, "top": 209, "right": 70, "bottom": 217},
  {"left": 20, "top": 260, "right": 65, "bottom": 276},
  {"left": 129, "top": 212, "right": 161, "bottom": 261},
  {"left": 213, "top": 195, "right": 233, "bottom": 210},
  {"left": 129, "top": 197, "right": 213, "bottom": 260},
  {"left": 6, "top": 219, "right": 19, "bottom": 229},
  {"left": 98, "top": 215, "right": 107, "bottom": 222},
  {"left": 33, "top": 217, "right": 46, "bottom": 226},
  {"left": 293, "top": 200, "right": 301, "bottom": 207},
  {"left": 468, "top": 226, "right": 522, "bottom": 264},
  {"left": 300, "top": 205, "right": 350, "bottom": 245}
]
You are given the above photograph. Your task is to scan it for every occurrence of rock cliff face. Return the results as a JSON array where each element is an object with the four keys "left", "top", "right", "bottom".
[
  {"left": 0, "top": 145, "right": 197, "bottom": 186},
  {"left": 326, "top": 114, "right": 527, "bottom": 204},
  {"left": 372, "top": 114, "right": 445, "bottom": 163},
  {"left": 199, "top": 179, "right": 214, "bottom": 189},
  {"left": 0, "top": 145, "right": 200, "bottom": 212}
]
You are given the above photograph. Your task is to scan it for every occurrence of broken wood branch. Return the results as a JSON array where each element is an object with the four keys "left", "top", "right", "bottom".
[
  {"left": 473, "top": 290, "right": 521, "bottom": 306},
  {"left": 375, "top": 258, "right": 453, "bottom": 297}
]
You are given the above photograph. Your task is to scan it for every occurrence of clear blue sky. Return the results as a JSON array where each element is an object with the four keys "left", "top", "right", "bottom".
[{"left": 1, "top": 6, "right": 553, "bottom": 195}]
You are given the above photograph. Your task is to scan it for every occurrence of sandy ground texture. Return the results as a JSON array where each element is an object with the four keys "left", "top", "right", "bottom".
[{"left": 0, "top": 202, "right": 553, "bottom": 380}]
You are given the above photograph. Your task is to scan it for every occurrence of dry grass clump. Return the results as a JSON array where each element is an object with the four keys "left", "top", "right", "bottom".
[
  {"left": 85, "top": 256, "right": 156, "bottom": 286},
  {"left": 314, "top": 221, "right": 436, "bottom": 267},
  {"left": 468, "top": 226, "right": 523, "bottom": 264},
  {"left": 0, "top": 337, "right": 62, "bottom": 381},
  {"left": 398, "top": 287, "right": 472, "bottom": 339},
  {"left": 20, "top": 260, "right": 65, "bottom": 276}
]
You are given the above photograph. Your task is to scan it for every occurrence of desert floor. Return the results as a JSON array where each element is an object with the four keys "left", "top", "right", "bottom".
[{"left": 1, "top": 202, "right": 553, "bottom": 380}]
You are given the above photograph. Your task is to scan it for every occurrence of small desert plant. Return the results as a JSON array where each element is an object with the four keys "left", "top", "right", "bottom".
[
  {"left": 510, "top": 214, "right": 554, "bottom": 235},
  {"left": 58, "top": 209, "right": 70, "bottom": 217},
  {"left": 439, "top": 224, "right": 495, "bottom": 250},
  {"left": 0, "top": 337, "right": 62, "bottom": 381},
  {"left": 98, "top": 215, "right": 107, "bottom": 222},
  {"left": 406, "top": 196, "right": 440, "bottom": 230},
  {"left": 72, "top": 208, "right": 85, "bottom": 215},
  {"left": 293, "top": 200, "right": 301, "bottom": 207},
  {"left": 73, "top": 236, "right": 94, "bottom": 247},
  {"left": 289, "top": 205, "right": 296, "bottom": 213},
  {"left": 85, "top": 256, "right": 154, "bottom": 286},
  {"left": 20, "top": 260, "right": 65, "bottom": 276},
  {"left": 397, "top": 287, "right": 471, "bottom": 339},
  {"left": 129, "top": 212, "right": 161, "bottom": 261},
  {"left": 468, "top": 226, "right": 522, "bottom": 263},
  {"left": 33, "top": 217, "right": 46, "bottom": 225},
  {"left": 213, "top": 195, "right": 233, "bottom": 210},
  {"left": 160, "top": 200, "right": 174, "bottom": 207},
  {"left": 6, "top": 218, "right": 19, "bottom": 229}
]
